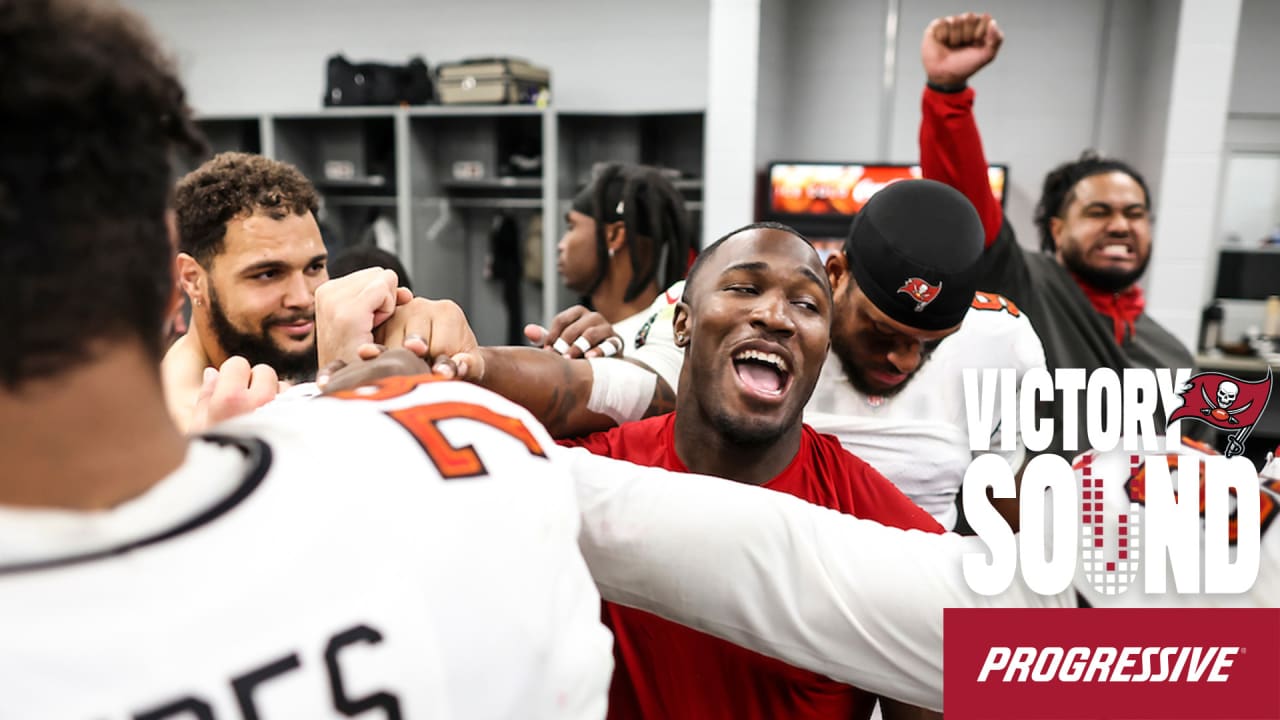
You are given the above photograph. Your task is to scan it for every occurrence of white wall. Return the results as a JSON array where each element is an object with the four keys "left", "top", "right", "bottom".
[
  {"left": 1144, "top": 0, "right": 1242, "bottom": 349},
  {"left": 749, "top": 0, "right": 1182, "bottom": 252},
  {"left": 1229, "top": 0, "right": 1280, "bottom": 115},
  {"left": 125, "top": 0, "right": 710, "bottom": 114}
]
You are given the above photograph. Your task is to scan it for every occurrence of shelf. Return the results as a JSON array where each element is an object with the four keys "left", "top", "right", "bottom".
[
  {"left": 407, "top": 105, "right": 549, "bottom": 118},
  {"left": 324, "top": 195, "right": 398, "bottom": 208},
  {"left": 415, "top": 196, "right": 543, "bottom": 210},
  {"left": 443, "top": 178, "right": 542, "bottom": 191},
  {"left": 271, "top": 107, "right": 401, "bottom": 119}
]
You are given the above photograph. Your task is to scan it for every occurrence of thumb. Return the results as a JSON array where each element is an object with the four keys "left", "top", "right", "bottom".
[
  {"left": 524, "top": 323, "right": 549, "bottom": 346},
  {"left": 451, "top": 350, "right": 485, "bottom": 382}
]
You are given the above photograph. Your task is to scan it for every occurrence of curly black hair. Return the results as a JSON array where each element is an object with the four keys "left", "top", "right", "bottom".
[
  {"left": 174, "top": 152, "right": 320, "bottom": 267},
  {"left": 1034, "top": 151, "right": 1152, "bottom": 252},
  {"left": 0, "top": 0, "right": 206, "bottom": 390},
  {"left": 576, "top": 163, "right": 693, "bottom": 303}
]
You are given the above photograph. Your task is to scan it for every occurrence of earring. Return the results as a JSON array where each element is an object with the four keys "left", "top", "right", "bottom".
[{"left": 608, "top": 248, "right": 616, "bottom": 258}]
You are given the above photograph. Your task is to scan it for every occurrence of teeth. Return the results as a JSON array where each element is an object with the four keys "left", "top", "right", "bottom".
[{"left": 733, "top": 349, "right": 789, "bottom": 373}]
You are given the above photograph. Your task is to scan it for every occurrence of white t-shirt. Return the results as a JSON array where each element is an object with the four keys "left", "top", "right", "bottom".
[
  {"left": 615, "top": 281, "right": 685, "bottom": 391},
  {"left": 805, "top": 293, "right": 1047, "bottom": 529},
  {"left": 0, "top": 380, "right": 612, "bottom": 719}
]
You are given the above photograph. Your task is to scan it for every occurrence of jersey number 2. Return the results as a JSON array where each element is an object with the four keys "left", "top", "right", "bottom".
[{"left": 388, "top": 401, "right": 548, "bottom": 479}]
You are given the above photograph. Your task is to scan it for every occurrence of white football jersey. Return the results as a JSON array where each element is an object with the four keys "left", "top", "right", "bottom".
[
  {"left": 0, "top": 379, "right": 612, "bottom": 719},
  {"left": 619, "top": 281, "right": 685, "bottom": 391},
  {"left": 1071, "top": 442, "right": 1280, "bottom": 609},
  {"left": 805, "top": 292, "right": 1046, "bottom": 529}
]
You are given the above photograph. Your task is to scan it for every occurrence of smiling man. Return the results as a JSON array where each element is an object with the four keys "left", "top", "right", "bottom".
[
  {"left": 555, "top": 222, "right": 944, "bottom": 720},
  {"left": 162, "top": 152, "right": 328, "bottom": 430}
]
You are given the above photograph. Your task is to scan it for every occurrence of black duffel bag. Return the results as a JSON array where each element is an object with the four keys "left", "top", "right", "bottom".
[{"left": 324, "top": 55, "right": 433, "bottom": 106}]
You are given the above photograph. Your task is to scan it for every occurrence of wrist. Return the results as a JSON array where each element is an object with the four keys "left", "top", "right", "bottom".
[{"left": 926, "top": 78, "right": 968, "bottom": 93}]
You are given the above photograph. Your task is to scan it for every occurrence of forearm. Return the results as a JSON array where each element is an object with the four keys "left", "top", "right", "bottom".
[
  {"left": 474, "top": 349, "right": 673, "bottom": 441},
  {"left": 569, "top": 448, "right": 1074, "bottom": 711},
  {"left": 919, "top": 86, "right": 1002, "bottom": 246},
  {"left": 473, "top": 347, "right": 611, "bottom": 438}
]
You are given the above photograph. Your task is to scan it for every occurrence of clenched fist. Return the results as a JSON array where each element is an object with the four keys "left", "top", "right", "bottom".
[{"left": 921, "top": 12, "right": 1004, "bottom": 88}]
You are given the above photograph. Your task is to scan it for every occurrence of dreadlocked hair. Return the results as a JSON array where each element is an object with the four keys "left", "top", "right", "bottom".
[
  {"left": 1034, "top": 150, "right": 1152, "bottom": 253},
  {"left": 583, "top": 163, "right": 692, "bottom": 302}
]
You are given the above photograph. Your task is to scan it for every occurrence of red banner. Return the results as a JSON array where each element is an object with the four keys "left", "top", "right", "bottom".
[{"left": 944, "top": 608, "right": 1280, "bottom": 719}]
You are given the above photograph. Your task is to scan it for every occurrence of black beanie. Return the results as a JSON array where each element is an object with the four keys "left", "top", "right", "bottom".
[{"left": 843, "top": 179, "right": 985, "bottom": 331}]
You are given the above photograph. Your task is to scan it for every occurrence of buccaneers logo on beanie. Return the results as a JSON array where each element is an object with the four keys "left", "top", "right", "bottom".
[
  {"left": 844, "top": 179, "right": 984, "bottom": 330},
  {"left": 897, "top": 277, "right": 942, "bottom": 311}
]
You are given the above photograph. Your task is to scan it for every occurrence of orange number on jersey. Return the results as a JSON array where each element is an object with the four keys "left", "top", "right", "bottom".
[
  {"left": 1125, "top": 444, "right": 1274, "bottom": 546},
  {"left": 1261, "top": 477, "right": 1280, "bottom": 537},
  {"left": 328, "top": 373, "right": 446, "bottom": 402},
  {"left": 971, "top": 291, "right": 1021, "bottom": 317},
  {"left": 388, "top": 401, "right": 548, "bottom": 479}
]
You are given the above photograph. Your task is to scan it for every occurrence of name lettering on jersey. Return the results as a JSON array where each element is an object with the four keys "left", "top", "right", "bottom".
[
  {"left": 132, "top": 623, "right": 401, "bottom": 720},
  {"left": 388, "top": 401, "right": 548, "bottom": 479}
]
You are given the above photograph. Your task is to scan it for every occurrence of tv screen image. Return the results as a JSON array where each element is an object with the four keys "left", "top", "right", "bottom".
[{"left": 767, "top": 162, "right": 1007, "bottom": 218}]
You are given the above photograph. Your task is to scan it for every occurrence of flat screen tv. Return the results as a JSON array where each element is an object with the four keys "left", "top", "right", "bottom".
[{"left": 764, "top": 162, "right": 1007, "bottom": 237}]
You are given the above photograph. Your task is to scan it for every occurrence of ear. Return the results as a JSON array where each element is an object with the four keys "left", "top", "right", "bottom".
[
  {"left": 176, "top": 252, "right": 208, "bottom": 308},
  {"left": 672, "top": 301, "right": 692, "bottom": 348},
  {"left": 824, "top": 250, "right": 850, "bottom": 295},
  {"left": 1049, "top": 216, "right": 1066, "bottom": 251},
  {"left": 606, "top": 221, "right": 628, "bottom": 253}
]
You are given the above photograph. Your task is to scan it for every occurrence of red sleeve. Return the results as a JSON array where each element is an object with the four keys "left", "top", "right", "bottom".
[
  {"left": 920, "top": 86, "right": 1002, "bottom": 247},
  {"left": 557, "top": 428, "right": 616, "bottom": 455}
]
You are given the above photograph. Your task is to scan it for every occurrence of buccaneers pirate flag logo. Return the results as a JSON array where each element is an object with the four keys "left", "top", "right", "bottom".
[
  {"left": 897, "top": 277, "right": 941, "bottom": 312},
  {"left": 1169, "top": 369, "right": 1272, "bottom": 457}
]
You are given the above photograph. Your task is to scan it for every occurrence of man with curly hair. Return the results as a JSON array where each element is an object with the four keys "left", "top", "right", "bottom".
[
  {"left": 917, "top": 12, "right": 1194, "bottom": 457},
  {"left": 163, "top": 152, "right": 329, "bottom": 430}
]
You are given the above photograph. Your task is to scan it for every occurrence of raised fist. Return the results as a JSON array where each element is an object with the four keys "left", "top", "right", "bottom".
[{"left": 921, "top": 12, "right": 1004, "bottom": 88}]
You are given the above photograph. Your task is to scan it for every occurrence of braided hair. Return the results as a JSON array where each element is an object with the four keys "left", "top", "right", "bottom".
[
  {"left": 1034, "top": 151, "right": 1152, "bottom": 252},
  {"left": 571, "top": 163, "right": 692, "bottom": 302}
]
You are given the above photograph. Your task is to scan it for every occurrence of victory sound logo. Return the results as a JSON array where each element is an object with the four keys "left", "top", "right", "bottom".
[{"left": 944, "top": 367, "right": 1279, "bottom": 720}]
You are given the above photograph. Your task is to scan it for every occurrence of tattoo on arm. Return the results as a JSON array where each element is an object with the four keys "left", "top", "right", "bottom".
[
  {"left": 642, "top": 378, "right": 676, "bottom": 418},
  {"left": 539, "top": 359, "right": 585, "bottom": 436}
]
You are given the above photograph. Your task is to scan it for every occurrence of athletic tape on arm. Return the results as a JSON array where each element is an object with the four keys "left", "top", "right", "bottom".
[{"left": 586, "top": 358, "right": 658, "bottom": 425}]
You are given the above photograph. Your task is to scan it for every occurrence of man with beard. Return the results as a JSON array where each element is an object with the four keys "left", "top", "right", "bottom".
[
  {"left": 527, "top": 221, "right": 946, "bottom": 719},
  {"left": 163, "top": 152, "right": 329, "bottom": 431},
  {"left": 323, "top": 222, "right": 945, "bottom": 718},
  {"left": 917, "top": 12, "right": 1194, "bottom": 456}
]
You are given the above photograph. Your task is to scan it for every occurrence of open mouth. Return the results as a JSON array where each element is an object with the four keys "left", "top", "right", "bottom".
[
  {"left": 732, "top": 348, "right": 792, "bottom": 399},
  {"left": 1096, "top": 242, "right": 1136, "bottom": 261}
]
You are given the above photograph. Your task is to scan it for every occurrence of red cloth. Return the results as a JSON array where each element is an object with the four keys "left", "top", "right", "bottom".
[
  {"left": 921, "top": 85, "right": 1146, "bottom": 346},
  {"left": 561, "top": 414, "right": 943, "bottom": 720},
  {"left": 920, "top": 86, "right": 1003, "bottom": 247},
  {"left": 1075, "top": 278, "right": 1146, "bottom": 345}
]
